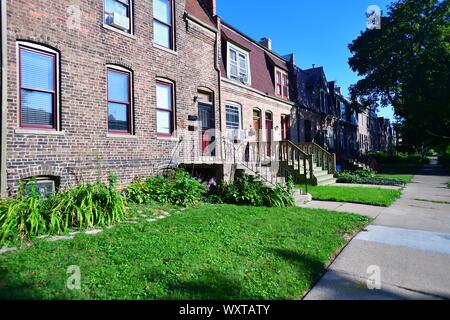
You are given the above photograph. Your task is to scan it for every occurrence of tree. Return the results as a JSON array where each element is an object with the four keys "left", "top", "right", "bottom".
[{"left": 348, "top": 0, "right": 450, "bottom": 148}]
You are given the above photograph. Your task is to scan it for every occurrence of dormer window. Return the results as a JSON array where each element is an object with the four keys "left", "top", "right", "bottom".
[
  {"left": 275, "top": 68, "right": 289, "bottom": 99},
  {"left": 227, "top": 43, "right": 251, "bottom": 85}
]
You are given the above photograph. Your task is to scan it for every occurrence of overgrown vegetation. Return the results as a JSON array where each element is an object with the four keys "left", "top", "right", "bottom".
[
  {"left": 126, "top": 169, "right": 207, "bottom": 207},
  {"left": 0, "top": 174, "right": 126, "bottom": 245},
  {"left": 368, "top": 151, "right": 429, "bottom": 165},
  {"left": 0, "top": 204, "right": 371, "bottom": 299},
  {"left": 336, "top": 169, "right": 409, "bottom": 186},
  {"left": 209, "top": 173, "right": 295, "bottom": 207}
]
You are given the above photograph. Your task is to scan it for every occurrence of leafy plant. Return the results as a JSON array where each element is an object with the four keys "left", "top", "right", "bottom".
[
  {"left": 211, "top": 173, "right": 295, "bottom": 207},
  {"left": 125, "top": 169, "right": 207, "bottom": 207},
  {"left": 0, "top": 173, "right": 126, "bottom": 245}
]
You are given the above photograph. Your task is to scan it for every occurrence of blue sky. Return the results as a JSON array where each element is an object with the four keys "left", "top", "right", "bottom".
[{"left": 217, "top": 0, "right": 396, "bottom": 120}]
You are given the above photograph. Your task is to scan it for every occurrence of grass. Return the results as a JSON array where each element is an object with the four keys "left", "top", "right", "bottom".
[
  {"left": 0, "top": 204, "right": 370, "bottom": 300},
  {"left": 298, "top": 185, "right": 402, "bottom": 207},
  {"left": 375, "top": 174, "right": 413, "bottom": 184}
]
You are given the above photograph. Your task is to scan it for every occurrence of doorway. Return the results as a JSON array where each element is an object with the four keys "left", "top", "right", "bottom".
[
  {"left": 197, "top": 90, "right": 215, "bottom": 157},
  {"left": 265, "top": 111, "right": 273, "bottom": 156}
]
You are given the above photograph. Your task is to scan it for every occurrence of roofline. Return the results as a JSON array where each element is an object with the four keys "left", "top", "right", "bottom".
[{"left": 220, "top": 19, "right": 290, "bottom": 64}]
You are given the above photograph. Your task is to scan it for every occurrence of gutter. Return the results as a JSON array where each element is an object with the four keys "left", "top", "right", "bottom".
[{"left": 1, "top": 0, "right": 7, "bottom": 198}]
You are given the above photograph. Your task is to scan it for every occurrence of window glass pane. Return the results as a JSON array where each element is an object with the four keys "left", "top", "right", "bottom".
[
  {"left": 238, "top": 54, "right": 247, "bottom": 75},
  {"left": 156, "top": 83, "right": 172, "bottom": 110},
  {"left": 157, "top": 110, "right": 171, "bottom": 134},
  {"left": 21, "top": 90, "right": 53, "bottom": 126},
  {"left": 21, "top": 50, "right": 54, "bottom": 91},
  {"left": 105, "top": 0, "right": 128, "bottom": 16},
  {"left": 108, "top": 102, "right": 128, "bottom": 131},
  {"left": 154, "top": 21, "right": 171, "bottom": 48},
  {"left": 226, "top": 106, "right": 240, "bottom": 129},
  {"left": 108, "top": 71, "right": 129, "bottom": 103},
  {"left": 154, "top": 0, "right": 171, "bottom": 24}
]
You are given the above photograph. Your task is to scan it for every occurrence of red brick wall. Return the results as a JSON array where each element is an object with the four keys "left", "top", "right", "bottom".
[{"left": 5, "top": 0, "right": 219, "bottom": 194}]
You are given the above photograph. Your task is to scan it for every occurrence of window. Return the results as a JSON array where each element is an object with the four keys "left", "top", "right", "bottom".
[
  {"left": 275, "top": 68, "right": 289, "bottom": 99},
  {"left": 156, "top": 81, "right": 174, "bottom": 136},
  {"left": 226, "top": 104, "right": 241, "bottom": 130},
  {"left": 281, "top": 115, "right": 291, "bottom": 140},
  {"left": 104, "top": 0, "right": 132, "bottom": 33},
  {"left": 19, "top": 46, "right": 57, "bottom": 130},
  {"left": 319, "top": 89, "right": 326, "bottom": 112},
  {"left": 228, "top": 43, "right": 250, "bottom": 84},
  {"left": 153, "top": 0, "right": 173, "bottom": 49},
  {"left": 107, "top": 68, "right": 132, "bottom": 133}
]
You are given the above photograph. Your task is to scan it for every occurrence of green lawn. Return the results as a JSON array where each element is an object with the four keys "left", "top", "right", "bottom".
[
  {"left": 298, "top": 185, "right": 402, "bottom": 207},
  {"left": 0, "top": 204, "right": 370, "bottom": 300},
  {"left": 375, "top": 174, "right": 413, "bottom": 184}
]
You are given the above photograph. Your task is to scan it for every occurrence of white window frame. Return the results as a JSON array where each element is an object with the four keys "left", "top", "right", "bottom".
[
  {"left": 103, "top": 0, "right": 134, "bottom": 35},
  {"left": 225, "top": 102, "right": 242, "bottom": 130},
  {"left": 226, "top": 42, "right": 251, "bottom": 85}
]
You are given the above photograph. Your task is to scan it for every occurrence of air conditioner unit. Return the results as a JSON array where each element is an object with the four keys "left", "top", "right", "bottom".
[
  {"left": 107, "top": 13, "right": 130, "bottom": 31},
  {"left": 227, "top": 129, "right": 248, "bottom": 142},
  {"left": 239, "top": 75, "right": 249, "bottom": 85}
]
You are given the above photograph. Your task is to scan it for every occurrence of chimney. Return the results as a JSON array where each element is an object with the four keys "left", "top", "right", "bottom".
[
  {"left": 202, "top": 0, "right": 217, "bottom": 17},
  {"left": 259, "top": 37, "right": 272, "bottom": 51}
]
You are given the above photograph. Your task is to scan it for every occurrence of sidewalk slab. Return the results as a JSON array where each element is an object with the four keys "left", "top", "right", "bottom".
[
  {"left": 304, "top": 270, "right": 441, "bottom": 300},
  {"left": 299, "top": 201, "right": 384, "bottom": 218},
  {"left": 336, "top": 183, "right": 402, "bottom": 190}
]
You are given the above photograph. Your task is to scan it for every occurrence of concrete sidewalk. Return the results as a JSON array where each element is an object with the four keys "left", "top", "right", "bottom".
[{"left": 304, "top": 163, "right": 450, "bottom": 300}]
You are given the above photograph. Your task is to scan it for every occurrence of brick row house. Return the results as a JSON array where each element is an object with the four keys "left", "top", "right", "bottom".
[{"left": 0, "top": 0, "right": 390, "bottom": 196}]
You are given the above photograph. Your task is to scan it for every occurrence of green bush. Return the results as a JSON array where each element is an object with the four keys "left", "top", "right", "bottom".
[
  {"left": 336, "top": 173, "right": 404, "bottom": 186},
  {"left": 438, "top": 145, "right": 450, "bottom": 166},
  {"left": 368, "top": 151, "right": 428, "bottom": 165},
  {"left": 126, "top": 169, "right": 207, "bottom": 207},
  {"left": 0, "top": 174, "right": 126, "bottom": 244},
  {"left": 211, "top": 173, "right": 295, "bottom": 207}
]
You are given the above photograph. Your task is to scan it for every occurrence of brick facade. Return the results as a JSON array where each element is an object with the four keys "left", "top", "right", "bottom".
[{"left": 2, "top": 0, "right": 219, "bottom": 195}]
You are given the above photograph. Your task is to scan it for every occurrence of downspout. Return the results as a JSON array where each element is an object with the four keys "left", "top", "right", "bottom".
[{"left": 1, "top": 0, "right": 8, "bottom": 198}]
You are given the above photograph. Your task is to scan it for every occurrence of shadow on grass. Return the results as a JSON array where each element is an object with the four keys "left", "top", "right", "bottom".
[
  {"left": 0, "top": 266, "right": 49, "bottom": 300},
  {"left": 146, "top": 269, "right": 255, "bottom": 300},
  {"left": 268, "top": 248, "right": 326, "bottom": 280}
]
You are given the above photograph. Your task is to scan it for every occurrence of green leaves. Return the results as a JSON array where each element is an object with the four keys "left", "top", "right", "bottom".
[
  {"left": 125, "top": 169, "right": 207, "bottom": 207},
  {"left": 0, "top": 173, "right": 127, "bottom": 245},
  {"left": 349, "top": 0, "right": 450, "bottom": 147},
  {"left": 212, "top": 173, "right": 295, "bottom": 208}
]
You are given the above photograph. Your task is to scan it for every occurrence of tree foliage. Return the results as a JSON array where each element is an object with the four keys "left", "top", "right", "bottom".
[{"left": 348, "top": 0, "right": 450, "bottom": 147}]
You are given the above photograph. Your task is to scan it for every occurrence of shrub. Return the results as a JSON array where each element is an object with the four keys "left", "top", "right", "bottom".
[
  {"left": 211, "top": 173, "right": 295, "bottom": 207},
  {"left": 368, "top": 151, "right": 428, "bottom": 165},
  {"left": 336, "top": 173, "right": 404, "bottom": 186},
  {"left": 126, "top": 169, "right": 207, "bottom": 207},
  {"left": 0, "top": 174, "right": 126, "bottom": 244}
]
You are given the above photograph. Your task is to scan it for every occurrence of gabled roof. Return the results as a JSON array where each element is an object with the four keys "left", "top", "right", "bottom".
[
  {"left": 303, "top": 67, "right": 327, "bottom": 88},
  {"left": 220, "top": 22, "right": 291, "bottom": 97},
  {"left": 185, "top": 0, "right": 216, "bottom": 28}
]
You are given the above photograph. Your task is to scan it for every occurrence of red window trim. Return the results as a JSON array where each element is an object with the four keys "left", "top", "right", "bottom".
[
  {"left": 107, "top": 68, "right": 132, "bottom": 134},
  {"left": 275, "top": 68, "right": 289, "bottom": 99},
  {"left": 153, "top": 0, "right": 174, "bottom": 50},
  {"left": 19, "top": 46, "right": 58, "bottom": 130},
  {"left": 156, "top": 80, "right": 174, "bottom": 137}
]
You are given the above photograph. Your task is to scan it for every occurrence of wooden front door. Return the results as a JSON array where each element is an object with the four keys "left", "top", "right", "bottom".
[
  {"left": 281, "top": 115, "right": 291, "bottom": 141},
  {"left": 198, "top": 102, "right": 215, "bottom": 156}
]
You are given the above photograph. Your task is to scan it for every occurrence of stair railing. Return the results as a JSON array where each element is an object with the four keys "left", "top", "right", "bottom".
[
  {"left": 279, "top": 140, "right": 313, "bottom": 193},
  {"left": 297, "top": 142, "right": 337, "bottom": 175}
]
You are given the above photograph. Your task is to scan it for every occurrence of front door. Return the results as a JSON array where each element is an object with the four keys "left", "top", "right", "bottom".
[
  {"left": 252, "top": 109, "right": 261, "bottom": 160},
  {"left": 281, "top": 115, "right": 291, "bottom": 141},
  {"left": 265, "top": 112, "right": 273, "bottom": 156},
  {"left": 198, "top": 102, "right": 215, "bottom": 156}
]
